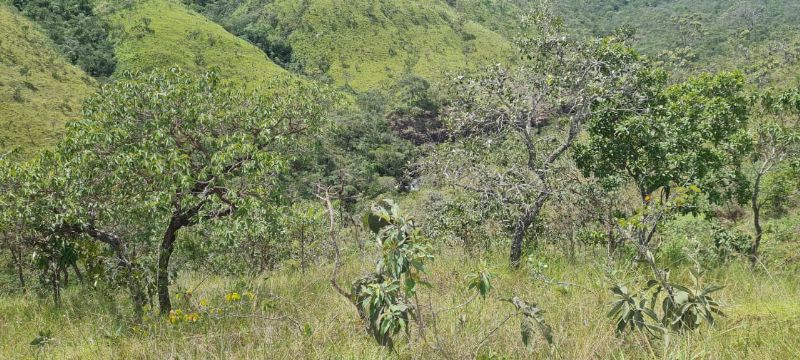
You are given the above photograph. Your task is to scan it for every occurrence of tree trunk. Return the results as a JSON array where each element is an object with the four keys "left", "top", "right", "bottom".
[
  {"left": 300, "top": 226, "right": 306, "bottom": 273},
  {"left": 71, "top": 263, "right": 84, "bottom": 283},
  {"left": 77, "top": 224, "right": 145, "bottom": 320},
  {"left": 158, "top": 216, "right": 182, "bottom": 314},
  {"left": 62, "top": 264, "right": 69, "bottom": 287},
  {"left": 510, "top": 194, "right": 547, "bottom": 267},
  {"left": 10, "top": 246, "right": 26, "bottom": 293},
  {"left": 749, "top": 173, "right": 764, "bottom": 269},
  {"left": 51, "top": 266, "right": 61, "bottom": 307},
  {"left": 510, "top": 213, "right": 531, "bottom": 267}
]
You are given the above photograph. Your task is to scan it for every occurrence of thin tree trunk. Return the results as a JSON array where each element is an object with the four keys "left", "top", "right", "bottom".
[
  {"left": 78, "top": 224, "right": 146, "bottom": 321},
  {"left": 749, "top": 173, "right": 764, "bottom": 269},
  {"left": 51, "top": 266, "right": 61, "bottom": 307},
  {"left": 62, "top": 265, "right": 69, "bottom": 287},
  {"left": 10, "top": 246, "right": 26, "bottom": 293},
  {"left": 300, "top": 226, "right": 306, "bottom": 274},
  {"left": 71, "top": 263, "right": 84, "bottom": 283},
  {"left": 158, "top": 216, "right": 182, "bottom": 314}
]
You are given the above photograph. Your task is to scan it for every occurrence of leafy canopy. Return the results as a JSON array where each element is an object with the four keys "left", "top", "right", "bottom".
[{"left": 575, "top": 71, "right": 752, "bottom": 203}]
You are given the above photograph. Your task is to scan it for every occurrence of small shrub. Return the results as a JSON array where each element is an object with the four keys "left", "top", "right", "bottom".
[
  {"left": 712, "top": 226, "right": 751, "bottom": 261},
  {"left": 12, "top": 86, "right": 25, "bottom": 102},
  {"left": 608, "top": 271, "right": 724, "bottom": 336},
  {"left": 353, "top": 199, "right": 433, "bottom": 348}
]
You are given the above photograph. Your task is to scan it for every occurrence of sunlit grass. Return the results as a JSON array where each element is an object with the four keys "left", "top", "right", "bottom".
[{"left": 2, "top": 244, "right": 798, "bottom": 359}]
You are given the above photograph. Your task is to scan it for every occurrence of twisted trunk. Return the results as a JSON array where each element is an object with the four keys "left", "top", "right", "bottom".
[
  {"left": 78, "top": 224, "right": 146, "bottom": 321},
  {"left": 157, "top": 216, "right": 183, "bottom": 314},
  {"left": 510, "top": 193, "right": 548, "bottom": 267}
]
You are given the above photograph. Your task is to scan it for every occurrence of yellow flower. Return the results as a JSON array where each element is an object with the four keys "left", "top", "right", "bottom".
[
  {"left": 184, "top": 313, "right": 200, "bottom": 323},
  {"left": 168, "top": 309, "right": 182, "bottom": 324},
  {"left": 225, "top": 292, "right": 241, "bottom": 302},
  {"left": 199, "top": 299, "right": 208, "bottom": 307}
]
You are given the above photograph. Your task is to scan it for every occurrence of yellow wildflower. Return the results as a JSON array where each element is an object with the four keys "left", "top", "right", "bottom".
[
  {"left": 168, "top": 309, "right": 182, "bottom": 324},
  {"left": 184, "top": 313, "right": 200, "bottom": 323},
  {"left": 225, "top": 292, "right": 241, "bottom": 302}
]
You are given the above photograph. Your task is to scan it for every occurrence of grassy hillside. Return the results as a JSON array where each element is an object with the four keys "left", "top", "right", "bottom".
[
  {"left": 0, "top": 4, "right": 95, "bottom": 156},
  {"left": 193, "top": 0, "right": 515, "bottom": 91},
  {"left": 98, "top": 0, "right": 290, "bottom": 85},
  {"left": 448, "top": 0, "right": 528, "bottom": 38}
]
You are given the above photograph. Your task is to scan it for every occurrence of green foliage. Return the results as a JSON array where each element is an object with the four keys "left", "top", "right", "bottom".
[
  {"left": 430, "top": 3, "right": 661, "bottom": 264},
  {"left": 576, "top": 71, "right": 751, "bottom": 203},
  {"left": 353, "top": 199, "right": 432, "bottom": 348},
  {"left": 465, "top": 262, "right": 494, "bottom": 300},
  {"left": 609, "top": 271, "right": 724, "bottom": 336},
  {"left": 608, "top": 284, "right": 660, "bottom": 334},
  {"left": 711, "top": 226, "right": 752, "bottom": 262},
  {"left": 13, "top": 0, "right": 116, "bottom": 77},
  {"left": 660, "top": 272, "right": 725, "bottom": 332},
  {"left": 29, "top": 330, "right": 53, "bottom": 348},
  {"left": 556, "top": 0, "right": 800, "bottom": 86},
  {"left": 504, "top": 296, "right": 553, "bottom": 346},
  {"left": 104, "top": 0, "right": 289, "bottom": 84},
  {"left": 1, "top": 68, "right": 327, "bottom": 315}
]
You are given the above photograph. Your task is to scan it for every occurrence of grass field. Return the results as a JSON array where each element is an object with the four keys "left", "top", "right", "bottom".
[{"left": 1, "top": 240, "right": 798, "bottom": 359}]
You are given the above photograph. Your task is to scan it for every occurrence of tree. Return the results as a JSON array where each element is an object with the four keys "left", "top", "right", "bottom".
[
  {"left": 13, "top": 69, "right": 326, "bottom": 315},
  {"left": 0, "top": 155, "right": 30, "bottom": 294},
  {"left": 747, "top": 88, "right": 800, "bottom": 267},
  {"left": 575, "top": 71, "right": 751, "bottom": 297},
  {"left": 427, "top": 4, "right": 656, "bottom": 266},
  {"left": 13, "top": 0, "right": 117, "bottom": 77}
]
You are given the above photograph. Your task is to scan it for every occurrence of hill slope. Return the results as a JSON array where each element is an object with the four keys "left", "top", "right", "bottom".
[
  {"left": 192, "top": 0, "right": 515, "bottom": 91},
  {"left": 452, "top": 0, "right": 800, "bottom": 87},
  {"left": 98, "top": 0, "right": 290, "bottom": 85},
  {"left": 558, "top": 0, "right": 800, "bottom": 86},
  {"left": 0, "top": 4, "right": 95, "bottom": 156}
]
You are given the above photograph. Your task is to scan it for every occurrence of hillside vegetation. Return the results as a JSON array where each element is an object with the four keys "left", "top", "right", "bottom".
[
  {"left": 190, "top": 0, "right": 514, "bottom": 90},
  {"left": 559, "top": 0, "right": 800, "bottom": 86},
  {"left": 1, "top": 1, "right": 799, "bottom": 359},
  {"left": 99, "top": 0, "right": 289, "bottom": 84},
  {"left": 0, "top": 4, "right": 95, "bottom": 156}
]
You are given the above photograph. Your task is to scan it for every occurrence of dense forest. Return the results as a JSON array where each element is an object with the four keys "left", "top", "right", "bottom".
[{"left": 1, "top": 0, "right": 799, "bottom": 358}]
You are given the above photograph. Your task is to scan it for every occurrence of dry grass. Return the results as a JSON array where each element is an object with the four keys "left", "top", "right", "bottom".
[{"left": 1, "top": 244, "right": 798, "bottom": 359}]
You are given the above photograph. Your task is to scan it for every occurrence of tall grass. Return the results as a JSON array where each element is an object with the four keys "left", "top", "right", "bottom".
[{"left": 1, "top": 244, "right": 798, "bottom": 359}]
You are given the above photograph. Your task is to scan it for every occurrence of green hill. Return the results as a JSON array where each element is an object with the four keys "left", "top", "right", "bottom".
[
  {"left": 556, "top": 0, "right": 800, "bottom": 86},
  {"left": 450, "top": 0, "right": 800, "bottom": 87},
  {"left": 447, "top": 0, "right": 528, "bottom": 38},
  {"left": 98, "top": 0, "right": 290, "bottom": 85},
  {"left": 191, "top": 0, "right": 515, "bottom": 91},
  {"left": 0, "top": 4, "right": 95, "bottom": 156}
]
